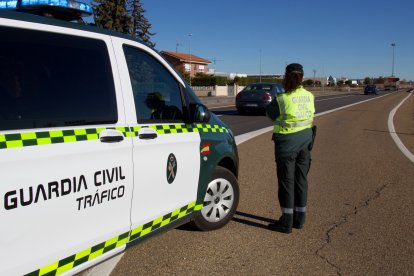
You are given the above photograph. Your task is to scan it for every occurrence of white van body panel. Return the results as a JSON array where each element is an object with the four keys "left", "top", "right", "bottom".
[
  {"left": 111, "top": 37, "right": 201, "bottom": 230},
  {"left": 0, "top": 20, "right": 133, "bottom": 275},
  {"left": 129, "top": 130, "right": 200, "bottom": 226},
  {"left": 0, "top": 11, "right": 233, "bottom": 275}
]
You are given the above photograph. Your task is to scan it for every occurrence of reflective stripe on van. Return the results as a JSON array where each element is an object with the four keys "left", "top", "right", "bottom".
[
  {"left": 25, "top": 200, "right": 203, "bottom": 276},
  {"left": 0, "top": 124, "right": 228, "bottom": 150}
]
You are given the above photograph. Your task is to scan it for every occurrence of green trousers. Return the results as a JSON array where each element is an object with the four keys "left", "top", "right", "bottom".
[{"left": 275, "top": 147, "right": 311, "bottom": 214}]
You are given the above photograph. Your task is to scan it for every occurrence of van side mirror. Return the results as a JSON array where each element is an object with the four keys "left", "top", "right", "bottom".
[{"left": 192, "top": 104, "right": 211, "bottom": 123}]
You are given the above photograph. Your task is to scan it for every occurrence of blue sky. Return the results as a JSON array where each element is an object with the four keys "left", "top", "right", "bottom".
[{"left": 93, "top": 0, "right": 414, "bottom": 80}]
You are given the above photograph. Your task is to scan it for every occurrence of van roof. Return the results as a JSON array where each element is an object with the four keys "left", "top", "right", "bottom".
[{"left": 0, "top": 9, "right": 147, "bottom": 45}]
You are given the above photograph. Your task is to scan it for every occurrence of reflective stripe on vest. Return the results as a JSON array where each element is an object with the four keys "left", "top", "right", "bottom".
[
  {"left": 274, "top": 119, "right": 313, "bottom": 128},
  {"left": 274, "top": 87, "right": 314, "bottom": 134}
]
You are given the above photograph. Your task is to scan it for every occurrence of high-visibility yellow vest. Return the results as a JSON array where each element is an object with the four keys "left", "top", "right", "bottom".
[{"left": 273, "top": 86, "right": 315, "bottom": 134}]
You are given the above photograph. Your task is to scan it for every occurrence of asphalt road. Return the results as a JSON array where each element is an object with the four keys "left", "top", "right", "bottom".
[
  {"left": 90, "top": 90, "right": 414, "bottom": 275},
  {"left": 208, "top": 90, "right": 398, "bottom": 136}
]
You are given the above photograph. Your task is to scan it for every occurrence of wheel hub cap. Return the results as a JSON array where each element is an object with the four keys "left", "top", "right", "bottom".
[
  {"left": 214, "top": 196, "right": 220, "bottom": 204},
  {"left": 201, "top": 178, "right": 234, "bottom": 223}
]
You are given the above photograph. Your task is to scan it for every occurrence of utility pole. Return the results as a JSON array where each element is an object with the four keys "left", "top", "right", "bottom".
[
  {"left": 322, "top": 64, "right": 325, "bottom": 93},
  {"left": 259, "top": 49, "right": 262, "bottom": 82},
  {"left": 188, "top": 33, "right": 192, "bottom": 85},
  {"left": 391, "top": 43, "right": 396, "bottom": 77},
  {"left": 209, "top": 57, "right": 223, "bottom": 73},
  {"left": 175, "top": 41, "right": 180, "bottom": 52},
  {"left": 313, "top": 69, "right": 316, "bottom": 87}
]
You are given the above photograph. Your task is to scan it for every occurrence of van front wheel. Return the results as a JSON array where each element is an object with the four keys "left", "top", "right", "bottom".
[{"left": 192, "top": 166, "right": 239, "bottom": 231}]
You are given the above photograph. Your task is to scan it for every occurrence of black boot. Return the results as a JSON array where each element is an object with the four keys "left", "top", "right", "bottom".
[
  {"left": 293, "top": 212, "right": 306, "bottom": 229},
  {"left": 268, "top": 214, "right": 293, "bottom": 234}
]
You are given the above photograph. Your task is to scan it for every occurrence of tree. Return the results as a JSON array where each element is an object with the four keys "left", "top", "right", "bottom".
[
  {"left": 374, "top": 76, "right": 385, "bottom": 84},
  {"left": 92, "top": 0, "right": 155, "bottom": 47},
  {"left": 363, "top": 77, "right": 372, "bottom": 85},
  {"left": 128, "top": 0, "right": 155, "bottom": 47},
  {"left": 93, "top": 0, "right": 132, "bottom": 34},
  {"left": 337, "top": 80, "right": 345, "bottom": 86},
  {"left": 302, "top": 79, "right": 314, "bottom": 86}
]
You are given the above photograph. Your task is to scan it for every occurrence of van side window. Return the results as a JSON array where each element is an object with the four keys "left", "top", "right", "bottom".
[
  {"left": 0, "top": 27, "right": 117, "bottom": 131},
  {"left": 123, "top": 46, "right": 184, "bottom": 123}
]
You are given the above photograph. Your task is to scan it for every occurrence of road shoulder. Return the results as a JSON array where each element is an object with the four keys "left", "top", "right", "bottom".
[{"left": 394, "top": 91, "right": 414, "bottom": 156}]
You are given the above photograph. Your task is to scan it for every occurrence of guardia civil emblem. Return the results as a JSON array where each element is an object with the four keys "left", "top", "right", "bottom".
[{"left": 166, "top": 153, "right": 177, "bottom": 184}]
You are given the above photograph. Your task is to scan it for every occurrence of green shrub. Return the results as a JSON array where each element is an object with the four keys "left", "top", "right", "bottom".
[
  {"left": 190, "top": 74, "right": 228, "bottom": 86},
  {"left": 234, "top": 76, "right": 282, "bottom": 86},
  {"left": 215, "top": 76, "right": 227, "bottom": 86},
  {"left": 303, "top": 79, "right": 314, "bottom": 86}
]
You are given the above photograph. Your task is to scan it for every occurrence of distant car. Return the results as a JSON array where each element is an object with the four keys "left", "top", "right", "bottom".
[
  {"left": 364, "top": 85, "right": 378, "bottom": 95},
  {"left": 236, "top": 83, "right": 284, "bottom": 114}
]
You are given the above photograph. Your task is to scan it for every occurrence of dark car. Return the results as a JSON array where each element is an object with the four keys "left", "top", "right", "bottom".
[
  {"left": 364, "top": 85, "right": 378, "bottom": 95},
  {"left": 236, "top": 82, "right": 284, "bottom": 114}
]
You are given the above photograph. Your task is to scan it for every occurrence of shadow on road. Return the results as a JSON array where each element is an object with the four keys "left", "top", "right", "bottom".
[{"left": 231, "top": 211, "right": 275, "bottom": 230}]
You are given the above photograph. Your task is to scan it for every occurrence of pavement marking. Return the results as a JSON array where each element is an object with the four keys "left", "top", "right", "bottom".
[
  {"left": 235, "top": 126, "right": 273, "bottom": 145},
  {"left": 236, "top": 92, "right": 395, "bottom": 145},
  {"left": 387, "top": 92, "right": 414, "bottom": 163},
  {"left": 315, "top": 94, "right": 357, "bottom": 102},
  {"left": 212, "top": 95, "right": 355, "bottom": 116},
  {"left": 209, "top": 94, "right": 363, "bottom": 110},
  {"left": 86, "top": 91, "right": 401, "bottom": 275},
  {"left": 209, "top": 105, "right": 235, "bottom": 109},
  {"left": 315, "top": 93, "right": 392, "bottom": 117}
]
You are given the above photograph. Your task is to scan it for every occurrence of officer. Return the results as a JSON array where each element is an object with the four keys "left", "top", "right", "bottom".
[{"left": 266, "top": 63, "right": 315, "bottom": 234}]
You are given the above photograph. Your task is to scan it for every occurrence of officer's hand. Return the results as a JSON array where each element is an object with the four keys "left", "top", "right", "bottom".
[{"left": 265, "top": 98, "right": 278, "bottom": 121}]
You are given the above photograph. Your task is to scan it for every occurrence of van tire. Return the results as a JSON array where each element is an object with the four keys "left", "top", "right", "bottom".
[{"left": 192, "top": 166, "right": 239, "bottom": 231}]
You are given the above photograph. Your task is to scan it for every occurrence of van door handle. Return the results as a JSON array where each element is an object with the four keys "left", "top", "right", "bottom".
[
  {"left": 99, "top": 129, "right": 125, "bottom": 143},
  {"left": 138, "top": 128, "right": 158, "bottom": 140},
  {"left": 100, "top": 136, "right": 124, "bottom": 143},
  {"left": 139, "top": 133, "right": 157, "bottom": 139}
]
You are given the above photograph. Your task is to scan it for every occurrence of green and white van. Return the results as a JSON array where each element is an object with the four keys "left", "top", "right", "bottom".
[{"left": 0, "top": 3, "right": 239, "bottom": 275}]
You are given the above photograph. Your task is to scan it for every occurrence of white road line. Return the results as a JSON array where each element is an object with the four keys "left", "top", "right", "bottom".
[
  {"left": 235, "top": 126, "right": 273, "bottom": 145},
  {"left": 315, "top": 94, "right": 357, "bottom": 102},
  {"left": 216, "top": 111, "right": 238, "bottom": 117},
  {"left": 90, "top": 91, "right": 406, "bottom": 276},
  {"left": 387, "top": 92, "right": 414, "bottom": 163},
  {"left": 209, "top": 93, "right": 362, "bottom": 110},
  {"left": 209, "top": 105, "right": 235, "bottom": 109},
  {"left": 315, "top": 93, "right": 392, "bottom": 117},
  {"left": 236, "top": 92, "right": 395, "bottom": 145}
]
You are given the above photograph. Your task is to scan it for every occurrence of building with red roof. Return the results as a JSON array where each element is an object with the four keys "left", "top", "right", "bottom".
[{"left": 161, "top": 51, "right": 211, "bottom": 77}]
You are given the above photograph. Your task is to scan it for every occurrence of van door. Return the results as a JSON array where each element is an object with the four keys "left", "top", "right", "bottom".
[
  {"left": 113, "top": 40, "right": 201, "bottom": 239},
  {"left": 0, "top": 24, "right": 132, "bottom": 275}
]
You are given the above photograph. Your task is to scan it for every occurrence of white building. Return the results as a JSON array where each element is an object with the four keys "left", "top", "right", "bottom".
[{"left": 209, "top": 70, "right": 248, "bottom": 79}]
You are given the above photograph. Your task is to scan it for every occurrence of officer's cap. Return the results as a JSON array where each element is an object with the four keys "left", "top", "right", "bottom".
[{"left": 285, "top": 63, "right": 304, "bottom": 75}]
